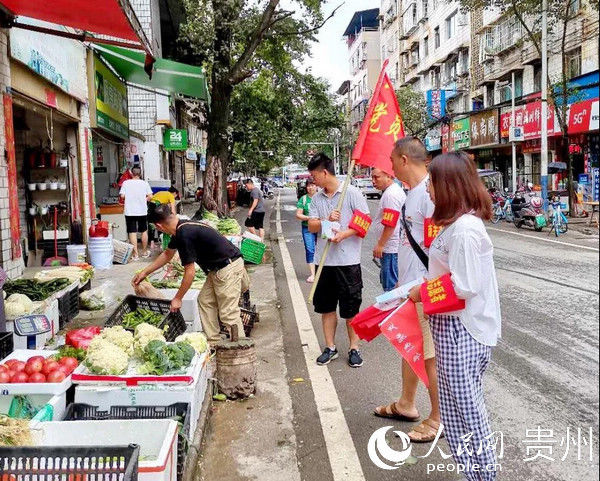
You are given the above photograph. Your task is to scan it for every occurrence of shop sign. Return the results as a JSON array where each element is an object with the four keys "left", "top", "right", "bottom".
[
  {"left": 10, "top": 19, "right": 87, "bottom": 100},
  {"left": 424, "top": 125, "right": 442, "bottom": 151},
  {"left": 164, "top": 129, "right": 188, "bottom": 151},
  {"left": 470, "top": 109, "right": 499, "bottom": 147},
  {"left": 92, "top": 56, "right": 129, "bottom": 139},
  {"left": 426, "top": 90, "right": 447, "bottom": 122},
  {"left": 3, "top": 94, "right": 22, "bottom": 260},
  {"left": 568, "top": 98, "right": 599, "bottom": 134},
  {"left": 452, "top": 117, "right": 470, "bottom": 150},
  {"left": 441, "top": 124, "right": 451, "bottom": 153},
  {"left": 594, "top": 168, "right": 600, "bottom": 201},
  {"left": 500, "top": 106, "right": 525, "bottom": 138}
]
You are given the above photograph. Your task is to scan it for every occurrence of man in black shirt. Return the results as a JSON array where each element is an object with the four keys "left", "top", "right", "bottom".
[{"left": 133, "top": 204, "right": 248, "bottom": 342}]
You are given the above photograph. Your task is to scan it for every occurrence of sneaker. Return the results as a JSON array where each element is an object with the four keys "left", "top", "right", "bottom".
[
  {"left": 316, "top": 347, "right": 338, "bottom": 365},
  {"left": 348, "top": 349, "right": 363, "bottom": 368}
]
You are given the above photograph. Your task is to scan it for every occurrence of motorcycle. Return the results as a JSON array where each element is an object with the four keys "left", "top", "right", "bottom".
[{"left": 512, "top": 190, "right": 546, "bottom": 231}]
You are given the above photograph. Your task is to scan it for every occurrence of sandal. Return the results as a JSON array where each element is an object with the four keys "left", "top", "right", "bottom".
[
  {"left": 373, "top": 402, "right": 420, "bottom": 422},
  {"left": 407, "top": 419, "right": 444, "bottom": 444}
]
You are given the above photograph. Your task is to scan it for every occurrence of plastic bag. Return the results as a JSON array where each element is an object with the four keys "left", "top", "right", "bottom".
[
  {"left": 80, "top": 281, "right": 116, "bottom": 311},
  {"left": 66, "top": 326, "right": 101, "bottom": 349}
]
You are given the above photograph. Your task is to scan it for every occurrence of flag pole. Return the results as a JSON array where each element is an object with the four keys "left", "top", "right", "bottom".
[{"left": 308, "top": 158, "right": 356, "bottom": 303}]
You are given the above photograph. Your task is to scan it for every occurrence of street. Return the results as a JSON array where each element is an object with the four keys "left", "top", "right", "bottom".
[{"left": 271, "top": 187, "right": 599, "bottom": 481}]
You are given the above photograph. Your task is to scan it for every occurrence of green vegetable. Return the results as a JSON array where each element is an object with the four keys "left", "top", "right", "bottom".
[
  {"left": 217, "top": 218, "right": 241, "bottom": 235},
  {"left": 56, "top": 345, "right": 87, "bottom": 362},
  {"left": 139, "top": 340, "right": 195, "bottom": 375},
  {"left": 4, "top": 278, "right": 71, "bottom": 301},
  {"left": 122, "top": 308, "right": 163, "bottom": 330},
  {"left": 213, "top": 394, "right": 227, "bottom": 402}
]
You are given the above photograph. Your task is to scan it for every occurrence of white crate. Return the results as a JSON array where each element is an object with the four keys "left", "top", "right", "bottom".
[
  {"left": 74, "top": 355, "right": 210, "bottom": 436},
  {"left": 0, "top": 350, "right": 73, "bottom": 396},
  {"left": 113, "top": 238, "right": 134, "bottom": 264},
  {"left": 158, "top": 288, "right": 202, "bottom": 332},
  {"left": 34, "top": 419, "right": 178, "bottom": 481}
]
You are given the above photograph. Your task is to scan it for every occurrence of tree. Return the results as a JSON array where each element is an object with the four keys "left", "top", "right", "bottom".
[
  {"left": 395, "top": 86, "right": 428, "bottom": 137},
  {"left": 176, "top": 0, "right": 338, "bottom": 213},
  {"left": 459, "top": 0, "right": 599, "bottom": 213}
]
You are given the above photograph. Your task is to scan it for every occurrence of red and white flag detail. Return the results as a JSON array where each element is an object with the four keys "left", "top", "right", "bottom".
[{"left": 380, "top": 300, "right": 429, "bottom": 387}]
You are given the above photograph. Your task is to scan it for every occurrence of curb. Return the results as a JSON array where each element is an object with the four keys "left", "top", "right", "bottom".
[{"left": 183, "top": 378, "right": 214, "bottom": 481}]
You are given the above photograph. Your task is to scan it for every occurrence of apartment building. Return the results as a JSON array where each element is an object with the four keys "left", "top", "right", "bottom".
[
  {"left": 467, "top": 2, "right": 599, "bottom": 197},
  {"left": 342, "top": 8, "right": 381, "bottom": 136},
  {"left": 379, "top": 0, "right": 402, "bottom": 86}
]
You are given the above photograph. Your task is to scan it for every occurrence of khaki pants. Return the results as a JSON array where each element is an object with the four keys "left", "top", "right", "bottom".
[{"left": 199, "top": 257, "right": 249, "bottom": 342}]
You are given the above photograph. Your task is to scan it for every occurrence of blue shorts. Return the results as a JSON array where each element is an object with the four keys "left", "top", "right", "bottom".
[
  {"left": 301, "top": 225, "right": 317, "bottom": 264},
  {"left": 379, "top": 252, "right": 399, "bottom": 291}
]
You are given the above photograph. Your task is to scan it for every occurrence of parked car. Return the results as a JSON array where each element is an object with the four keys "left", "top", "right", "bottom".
[{"left": 353, "top": 178, "right": 381, "bottom": 199}]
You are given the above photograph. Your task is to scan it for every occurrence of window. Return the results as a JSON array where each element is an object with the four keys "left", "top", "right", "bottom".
[
  {"left": 514, "top": 71, "right": 523, "bottom": 97},
  {"left": 446, "top": 12, "right": 457, "bottom": 39},
  {"left": 433, "top": 0, "right": 439, "bottom": 9},
  {"left": 423, "top": 36, "right": 429, "bottom": 58},
  {"left": 533, "top": 64, "right": 542, "bottom": 92},
  {"left": 422, "top": 0, "right": 429, "bottom": 18},
  {"left": 412, "top": 3, "right": 418, "bottom": 25},
  {"left": 434, "top": 26, "right": 440, "bottom": 49},
  {"left": 410, "top": 44, "right": 420, "bottom": 66},
  {"left": 568, "top": 0, "right": 580, "bottom": 16},
  {"left": 566, "top": 48, "right": 581, "bottom": 79},
  {"left": 486, "top": 84, "right": 495, "bottom": 107}
]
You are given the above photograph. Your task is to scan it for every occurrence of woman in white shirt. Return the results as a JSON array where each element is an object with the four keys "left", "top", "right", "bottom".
[{"left": 409, "top": 152, "right": 501, "bottom": 481}]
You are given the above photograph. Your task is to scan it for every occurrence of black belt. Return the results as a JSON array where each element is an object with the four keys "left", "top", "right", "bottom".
[{"left": 207, "top": 255, "right": 241, "bottom": 273}]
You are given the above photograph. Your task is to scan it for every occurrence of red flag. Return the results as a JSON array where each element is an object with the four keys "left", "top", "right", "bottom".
[
  {"left": 380, "top": 300, "right": 429, "bottom": 387},
  {"left": 351, "top": 60, "right": 405, "bottom": 176},
  {"left": 351, "top": 303, "right": 396, "bottom": 342}
]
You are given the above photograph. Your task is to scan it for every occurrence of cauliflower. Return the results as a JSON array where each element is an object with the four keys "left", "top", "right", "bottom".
[
  {"left": 85, "top": 338, "right": 129, "bottom": 375},
  {"left": 5, "top": 294, "right": 34, "bottom": 318},
  {"left": 175, "top": 332, "right": 208, "bottom": 354},
  {"left": 100, "top": 326, "right": 134, "bottom": 354},
  {"left": 133, "top": 323, "right": 166, "bottom": 358}
]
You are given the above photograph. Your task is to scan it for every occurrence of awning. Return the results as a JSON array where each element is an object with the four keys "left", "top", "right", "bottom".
[
  {"left": 0, "top": 0, "right": 152, "bottom": 54},
  {"left": 94, "top": 44, "right": 210, "bottom": 101}
]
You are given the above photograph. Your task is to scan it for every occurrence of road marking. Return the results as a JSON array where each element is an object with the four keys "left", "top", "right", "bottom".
[
  {"left": 496, "top": 266, "right": 599, "bottom": 295},
  {"left": 487, "top": 226, "right": 599, "bottom": 252},
  {"left": 275, "top": 193, "right": 366, "bottom": 481}
]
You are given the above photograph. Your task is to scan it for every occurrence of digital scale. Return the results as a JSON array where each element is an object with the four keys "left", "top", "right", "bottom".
[{"left": 13, "top": 315, "right": 51, "bottom": 350}]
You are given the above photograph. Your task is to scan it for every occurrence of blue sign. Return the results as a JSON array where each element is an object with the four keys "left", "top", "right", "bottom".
[
  {"left": 578, "top": 173, "right": 590, "bottom": 185},
  {"left": 426, "top": 90, "right": 446, "bottom": 122},
  {"left": 593, "top": 168, "right": 600, "bottom": 201}
]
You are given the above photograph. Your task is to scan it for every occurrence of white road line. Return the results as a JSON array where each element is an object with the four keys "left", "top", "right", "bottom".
[
  {"left": 487, "top": 226, "right": 599, "bottom": 252},
  {"left": 275, "top": 194, "right": 366, "bottom": 481}
]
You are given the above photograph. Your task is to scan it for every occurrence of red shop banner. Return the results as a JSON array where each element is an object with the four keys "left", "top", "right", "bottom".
[
  {"left": 568, "top": 98, "right": 599, "bottom": 134},
  {"left": 2, "top": 94, "right": 22, "bottom": 260}
]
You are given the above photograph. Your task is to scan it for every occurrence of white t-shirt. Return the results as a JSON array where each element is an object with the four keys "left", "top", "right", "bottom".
[
  {"left": 373, "top": 182, "right": 406, "bottom": 254},
  {"left": 428, "top": 214, "right": 502, "bottom": 346},
  {"left": 120, "top": 179, "right": 153, "bottom": 216},
  {"left": 397, "top": 175, "right": 435, "bottom": 285}
]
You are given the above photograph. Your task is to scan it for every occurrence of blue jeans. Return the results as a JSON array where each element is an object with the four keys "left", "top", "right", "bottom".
[
  {"left": 379, "top": 252, "right": 399, "bottom": 291},
  {"left": 301, "top": 225, "right": 317, "bottom": 264}
]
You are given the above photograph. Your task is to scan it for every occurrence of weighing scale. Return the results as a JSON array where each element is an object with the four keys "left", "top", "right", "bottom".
[{"left": 13, "top": 315, "right": 51, "bottom": 350}]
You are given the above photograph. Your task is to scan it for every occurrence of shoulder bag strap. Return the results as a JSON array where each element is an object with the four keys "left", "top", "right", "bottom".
[{"left": 402, "top": 204, "right": 429, "bottom": 270}]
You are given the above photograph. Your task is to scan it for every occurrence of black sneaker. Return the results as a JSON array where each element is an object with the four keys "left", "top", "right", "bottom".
[
  {"left": 316, "top": 347, "right": 339, "bottom": 365},
  {"left": 348, "top": 349, "right": 363, "bottom": 368}
]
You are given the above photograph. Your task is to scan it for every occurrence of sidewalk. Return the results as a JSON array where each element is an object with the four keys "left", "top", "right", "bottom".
[{"left": 196, "top": 202, "right": 302, "bottom": 481}]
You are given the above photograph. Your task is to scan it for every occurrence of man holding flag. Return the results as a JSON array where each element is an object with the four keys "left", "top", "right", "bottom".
[{"left": 308, "top": 153, "right": 370, "bottom": 368}]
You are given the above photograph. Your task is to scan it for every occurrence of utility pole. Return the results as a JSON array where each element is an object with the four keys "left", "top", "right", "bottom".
[
  {"left": 511, "top": 71, "right": 517, "bottom": 192},
  {"left": 541, "top": 0, "right": 549, "bottom": 206}
]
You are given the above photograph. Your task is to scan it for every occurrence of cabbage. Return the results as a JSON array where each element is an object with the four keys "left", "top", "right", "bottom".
[{"left": 175, "top": 332, "right": 208, "bottom": 354}]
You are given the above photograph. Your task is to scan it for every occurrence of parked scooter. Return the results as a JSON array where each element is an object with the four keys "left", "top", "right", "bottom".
[{"left": 512, "top": 186, "right": 546, "bottom": 231}]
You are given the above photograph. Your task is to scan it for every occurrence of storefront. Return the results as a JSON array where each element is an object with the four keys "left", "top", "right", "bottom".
[
  {"left": 8, "top": 25, "right": 88, "bottom": 265},
  {"left": 86, "top": 51, "right": 131, "bottom": 240}
]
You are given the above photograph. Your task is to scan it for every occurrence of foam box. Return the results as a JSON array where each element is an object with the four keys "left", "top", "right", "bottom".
[
  {"left": 158, "top": 288, "right": 201, "bottom": 332},
  {"left": 0, "top": 350, "right": 72, "bottom": 396}
]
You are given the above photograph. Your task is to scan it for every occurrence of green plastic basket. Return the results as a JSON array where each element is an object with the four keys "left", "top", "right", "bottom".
[{"left": 241, "top": 238, "right": 266, "bottom": 264}]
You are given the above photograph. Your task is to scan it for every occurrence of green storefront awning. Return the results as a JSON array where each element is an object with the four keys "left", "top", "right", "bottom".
[{"left": 93, "top": 44, "right": 210, "bottom": 101}]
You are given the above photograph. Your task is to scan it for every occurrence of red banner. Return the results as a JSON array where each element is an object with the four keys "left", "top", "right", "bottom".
[
  {"left": 352, "top": 60, "right": 405, "bottom": 176},
  {"left": 380, "top": 300, "right": 429, "bottom": 387},
  {"left": 3, "top": 94, "right": 22, "bottom": 260}
]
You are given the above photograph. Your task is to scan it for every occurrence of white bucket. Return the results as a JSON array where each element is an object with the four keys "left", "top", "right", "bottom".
[
  {"left": 67, "top": 244, "right": 87, "bottom": 265},
  {"left": 88, "top": 235, "right": 114, "bottom": 269}
]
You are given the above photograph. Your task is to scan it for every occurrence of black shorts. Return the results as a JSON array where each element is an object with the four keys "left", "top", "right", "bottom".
[
  {"left": 313, "top": 264, "right": 363, "bottom": 319},
  {"left": 125, "top": 215, "right": 148, "bottom": 234},
  {"left": 245, "top": 211, "right": 265, "bottom": 229}
]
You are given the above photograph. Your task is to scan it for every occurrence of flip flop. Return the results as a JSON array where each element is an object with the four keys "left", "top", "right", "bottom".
[
  {"left": 373, "top": 402, "right": 420, "bottom": 422},
  {"left": 408, "top": 419, "right": 444, "bottom": 444}
]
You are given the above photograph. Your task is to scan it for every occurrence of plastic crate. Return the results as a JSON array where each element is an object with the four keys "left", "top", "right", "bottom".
[
  {"left": 64, "top": 403, "right": 190, "bottom": 481},
  {"left": 0, "top": 444, "right": 139, "bottom": 480},
  {"left": 58, "top": 284, "right": 80, "bottom": 329},
  {"left": 240, "top": 238, "right": 266, "bottom": 264},
  {"left": 239, "top": 290, "right": 251, "bottom": 309},
  {"left": 105, "top": 295, "right": 186, "bottom": 341},
  {"left": 80, "top": 279, "right": 92, "bottom": 292},
  {"left": 241, "top": 306, "right": 258, "bottom": 336},
  {"left": 114, "top": 239, "right": 134, "bottom": 264},
  {"left": 0, "top": 331, "right": 13, "bottom": 359}
]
